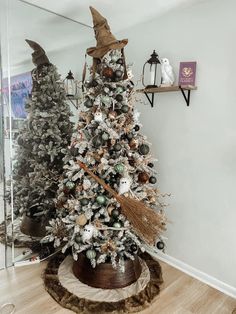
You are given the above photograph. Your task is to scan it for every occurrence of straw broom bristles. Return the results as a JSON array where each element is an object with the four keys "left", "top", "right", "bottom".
[{"left": 78, "top": 161, "right": 166, "bottom": 245}]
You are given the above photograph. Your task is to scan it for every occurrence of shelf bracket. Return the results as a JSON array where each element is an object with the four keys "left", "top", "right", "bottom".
[
  {"left": 144, "top": 92, "right": 155, "bottom": 107},
  {"left": 179, "top": 86, "right": 191, "bottom": 106}
]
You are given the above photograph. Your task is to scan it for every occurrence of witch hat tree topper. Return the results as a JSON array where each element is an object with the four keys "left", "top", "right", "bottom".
[
  {"left": 87, "top": 6, "right": 128, "bottom": 59},
  {"left": 25, "top": 39, "right": 50, "bottom": 67}
]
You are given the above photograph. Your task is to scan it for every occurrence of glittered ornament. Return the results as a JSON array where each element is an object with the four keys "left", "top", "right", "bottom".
[
  {"left": 84, "top": 98, "right": 93, "bottom": 108},
  {"left": 86, "top": 249, "right": 97, "bottom": 259},
  {"left": 111, "top": 208, "right": 120, "bottom": 218},
  {"left": 129, "top": 138, "right": 138, "bottom": 149},
  {"left": 149, "top": 176, "right": 157, "bottom": 184},
  {"left": 101, "top": 95, "right": 111, "bottom": 105},
  {"left": 101, "top": 132, "right": 109, "bottom": 141},
  {"left": 96, "top": 195, "right": 106, "bottom": 205},
  {"left": 115, "top": 94, "right": 123, "bottom": 102},
  {"left": 134, "top": 125, "right": 140, "bottom": 131},
  {"left": 92, "top": 135, "right": 103, "bottom": 148},
  {"left": 156, "top": 241, "right": 165, "bottom": 250},
  {"left": 65, "top": 181, "right": 75, "bottom": 190},
  {"left": 138, "top": 172, "right": 149, "bottom": 183},
  {"left": 102, "top": 67, "right": 113, "bottom": 78},
  {"left": 113, "top": 222, "right": 122, "bottom": 228},
  {"left": 116, "top": 86, "right": 123, "bottom": 94},
  {"left": 108, "top": 110, "right": 117, "bottom": 120},
  {"left": 76, "top": 214, "right": 87, "bottom": 226},
  {"left": 70, "top": 146, "right": 78, "bottom": 156},
  {"left": 126, "top": 133, "right": 133, "bottom": 140},
  {"left": 114, "top": 163, "right": 125, "bottom": 173},
  {"left": 80, "top": 198, "right": 89, "bottom": 206},
  {"left": 114, "top": 70, "right": 123, "bottom": 78},
  {"left": 114, "top": 143, "right": 122, "bottom": 151},
  {"left": 117, "top": 58, "right": 123, "bottom": 65},
  {"left": 121, "top": 105, "right": 129, "bottom": 113},
  {"left": 139, "top": 144, "right": 150, "bottom": 155},
  {"left": 75, "top": 235, "right": 82, "bottom": 243}
]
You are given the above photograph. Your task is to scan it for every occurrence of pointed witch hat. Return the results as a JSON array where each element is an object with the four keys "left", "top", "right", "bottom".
[
  {"left": 25, "top": 39, "right": 50, "bottom": 67},
  {"left": 87, "top": 6, "right": 128, "bottom": 58}
]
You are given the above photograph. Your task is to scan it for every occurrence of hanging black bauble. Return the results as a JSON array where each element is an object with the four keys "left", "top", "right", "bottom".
[
  {"left": 121, "top": 105, "right": 129, "bottom": 113},
  {"left": 111, "top": 208, "right": 120, "bottom": 218},
  {"left": 17, "top": 136, "right": 24, "bottom": 146},
  {"left": 114, "top": 70, "right": 123, "bottom": 78},
  {"left": 70, "top": 146, "right": 78, "bottom": 156},
  {"left": 149, "top": 176, "right": 157, "bottom": 184},
  {"left": 148, "top": 162, "right": 154, "bottom": 168},
  {"left": 84, "top": 98, "right": 93, "bottom": 108},
  {"left": 126, "top": 133, "right": 133, "bottom": 140},
  {"left": 156, "top": 241, "right": 165, "bottom": 250},
  {"left": 117, "top": 58, "right": 123, "bottom": 65},
  {"left": 92, "top": 135, "right": 103, "bottom": 148},
  {"left": 80, "top": 198, "right": 89, "bottom": 206},
  {"left": 139, "top": 144, "right": 150, "bottom": 155},
  {"left": 130, "top": 243, "right": 138, "bottom": 253},
  {"left": 90, "top": 80, "right": 98, "bottom": 87},
  {"left": 134, "top": 125, "right": 140, "bottom": 132},
  {"left": 115, "top": 94, "right": 123, "bottom": 102},
  {"left": 114, "top": 143, "right": 122, "bottom": 151}
]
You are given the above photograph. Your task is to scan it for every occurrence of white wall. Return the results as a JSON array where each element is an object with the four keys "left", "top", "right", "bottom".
[{"left": 117, "top": 0, "right": 236, "bottom": 289}]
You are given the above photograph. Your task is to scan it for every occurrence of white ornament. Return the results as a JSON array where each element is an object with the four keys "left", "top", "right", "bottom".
[
  {"left": 82, "top": 224, "right": 96, "bottom": 243},
  {"left": 94, "top": 109, "right": 103, "bottom": 122},
  {"left": 161, "top": 58, "right": 175, "bottom": 86},
  {"left": 83, "top": 178, "right": 91, "bottom": 190},
  {"left": 118, "top": 177, "right": 132, "bottom": 195}
]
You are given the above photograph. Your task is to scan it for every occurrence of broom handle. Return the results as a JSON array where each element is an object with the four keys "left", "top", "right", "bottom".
[{"left": 78, "top": 161, "right": 118, "bottom": 198}]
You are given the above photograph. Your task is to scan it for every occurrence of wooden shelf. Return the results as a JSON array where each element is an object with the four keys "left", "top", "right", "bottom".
[{"left": 136, "top": 85, "right": 197, "bottom": 107}]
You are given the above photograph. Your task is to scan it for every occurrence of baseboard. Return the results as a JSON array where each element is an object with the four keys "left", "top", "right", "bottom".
[{"left": 146, "top": 248, "right": 236, "bottom": 299}]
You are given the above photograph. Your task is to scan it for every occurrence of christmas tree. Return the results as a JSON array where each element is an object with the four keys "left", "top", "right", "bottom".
[
  {"left": 43, "top": 7, "right": 167, "bottom": 270},
  {"left": 13, "top": 40, "right": 73, "bottom": 231}
]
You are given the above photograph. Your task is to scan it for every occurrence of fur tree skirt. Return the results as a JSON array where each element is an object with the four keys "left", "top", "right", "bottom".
[{"left": 42, "top": 253, "right": 163, "bottom": 314}]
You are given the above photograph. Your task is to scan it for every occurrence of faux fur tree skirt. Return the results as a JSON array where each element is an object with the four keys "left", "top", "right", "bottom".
[{"left": 42, "top": 253, "right": 163, "bottom": 314}]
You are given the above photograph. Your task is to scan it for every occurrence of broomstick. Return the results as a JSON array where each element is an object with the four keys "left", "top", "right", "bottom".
[{"left": 78, "top": 161, "right": 166, "bottom": 245}]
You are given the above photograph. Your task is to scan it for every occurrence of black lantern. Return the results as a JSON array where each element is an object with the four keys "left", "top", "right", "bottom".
[
  {"left": 142, "top": 50, "right": 161, "bottom": 88},
  {"left": 64, "top": 70, "right": 76, "bottom": 97}
]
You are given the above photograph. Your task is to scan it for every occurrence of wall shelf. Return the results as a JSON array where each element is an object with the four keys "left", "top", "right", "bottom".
[{"left": 136, "top": 85, "right": 197, "bottom": 107}]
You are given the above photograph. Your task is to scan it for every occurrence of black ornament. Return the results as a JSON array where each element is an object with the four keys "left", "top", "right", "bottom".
[
  {"left": 111, "top": 209, "right": 120, "bottom": 218},
  {"left": 156, "top": 241, "right": 165, "bottom": 250},
  {"left": 130, "top": 243, "right": 138, "bottom": 253},
  {"left": 126, "top": 133, "right": 133, "bottom": 140},
  {"left": 148, "top": 162, "right": 154, "bottom": 168},
  {"left": 114, "top": 70, "right": 123, "bottom": 78},
  {"left": 92, "top": 135, "right": 103, "bottom": 148},
  {"left": 70, "top": 146, "right": 78, "bottom": 156},
  {"left": 121, "top": 105, "right": 129, "bottom": 113},
  {"left": 84, "top": 98, "right": 93, "bottom": 108},
  {"left": 117, "top": 58, "right": 123, "bottom": 65},
  {"left": 80, "top": 198, "right": 89, "bottom": 206},
  {"left": 134, "top": 125, "right": 140, "bottom": 131},
  {"left": 149, "top": 176, "right": 157, "bottom": 184},
  {"left": 114, "top": 143, "right": 122, "bottom": 151},
  {"left": 139, "top": 144, "right": 150, "bottom": 155},
  {"left": 115, "top": 94, "right": 123, "bottom": 102},
  {"left": 90, "top": 80, "right": 98, "bottom": 87}
]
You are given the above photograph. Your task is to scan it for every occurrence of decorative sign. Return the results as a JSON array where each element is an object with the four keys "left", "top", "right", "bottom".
[
  {"left": 178, "top": 62, "right": 197, "bottom": 86},
  {"left": 2, "top": 72, "right": 32, "bottom": 119}
]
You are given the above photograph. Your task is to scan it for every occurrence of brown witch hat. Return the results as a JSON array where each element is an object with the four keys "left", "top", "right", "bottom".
[
  {"left": 87, "top": 6, "right": 128, "bottom": 58},
  {"left": 25, "top": 39, "right": 50, "bottom": 67}
]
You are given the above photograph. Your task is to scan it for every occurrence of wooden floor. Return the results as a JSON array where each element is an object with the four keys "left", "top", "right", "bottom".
[{"left": 0, "top": 260, "right": 235, "bottom": 314}]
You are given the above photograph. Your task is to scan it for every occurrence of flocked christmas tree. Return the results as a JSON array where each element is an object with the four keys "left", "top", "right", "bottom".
[
  {"left": 13, "top": 40, "right": 73, "bottom": 232},
  {"left": 43, "top": 7, "right": 167, "bottom": 269}
]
